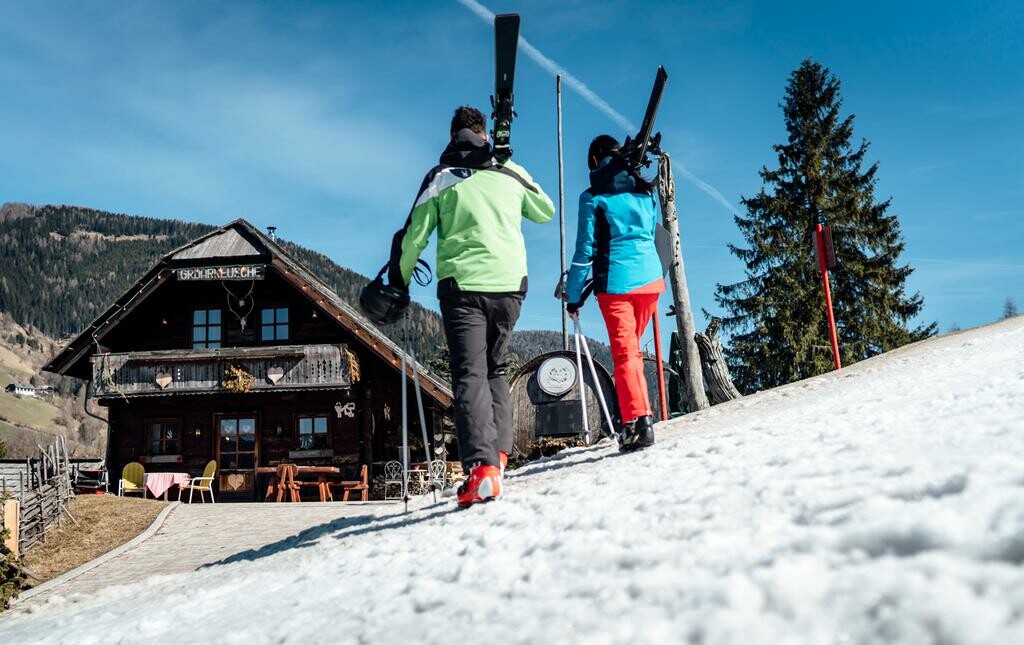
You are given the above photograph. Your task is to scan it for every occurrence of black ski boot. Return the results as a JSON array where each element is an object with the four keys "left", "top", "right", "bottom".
[
  {"left": 618, "top": 419, "right": 637, "bottom": 452},
  {"left": 634, "top": 415, "right": 655, "bottom": 448},
  {"left": 619, "top": 415, "right": 655, "bottom": 452}
]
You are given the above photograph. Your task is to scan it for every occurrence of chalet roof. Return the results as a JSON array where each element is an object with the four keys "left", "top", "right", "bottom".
[
  {"left": 43, "top": 219, "right": 453, "bottom": 408},
  {"left": 170, "top": 226, "right": 266, "bottom": 261}
]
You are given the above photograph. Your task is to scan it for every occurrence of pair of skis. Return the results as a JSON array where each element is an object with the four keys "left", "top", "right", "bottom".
[
  {"left": 619, "top": 66, "right": 669, "bottom": 173},
  {"left": 491, "top": 14, "right": 519, "bottom": 163},
  {"left": 492, "top": 12, "right": 668, "bottom": 171}
]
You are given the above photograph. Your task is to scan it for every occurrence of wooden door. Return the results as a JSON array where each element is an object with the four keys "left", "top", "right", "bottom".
[{"left": 215, "top": 414, "right": 259, "bottom": 495}]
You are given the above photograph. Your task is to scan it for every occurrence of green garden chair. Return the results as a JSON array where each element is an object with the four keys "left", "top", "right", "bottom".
[
  {"left": 118, "top": 462, "right": 145, "bottom": 497},
  {"left": 179, "top": 460, "right": 218, "bottom": 503}
]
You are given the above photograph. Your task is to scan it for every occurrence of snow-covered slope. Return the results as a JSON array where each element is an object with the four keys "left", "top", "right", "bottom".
[{"left": 4, "top": 318, "right": 1024, "bottom": 644}]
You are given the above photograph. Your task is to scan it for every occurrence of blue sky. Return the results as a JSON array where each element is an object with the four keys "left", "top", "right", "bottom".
[{"left": 1, "top": 1, "right": 1021, "bottom": 350}]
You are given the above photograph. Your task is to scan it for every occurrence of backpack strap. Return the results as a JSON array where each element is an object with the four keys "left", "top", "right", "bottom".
[{"left": 484, "top": 164, "right": 538, "bottom": 194}]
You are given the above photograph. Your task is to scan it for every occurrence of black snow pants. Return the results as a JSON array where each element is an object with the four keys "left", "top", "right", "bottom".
[{"left": 440, "top": 286, "right": 523, "bottom": 470}]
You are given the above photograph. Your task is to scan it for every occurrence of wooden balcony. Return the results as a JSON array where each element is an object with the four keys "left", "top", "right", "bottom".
[{"left": 90, "top": 344, "right": 351, "bottom": 398}]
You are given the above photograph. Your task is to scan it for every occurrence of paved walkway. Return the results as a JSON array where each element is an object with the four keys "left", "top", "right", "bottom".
[{"left": 12, "top": 502, "right": 399, "bottom": 613}]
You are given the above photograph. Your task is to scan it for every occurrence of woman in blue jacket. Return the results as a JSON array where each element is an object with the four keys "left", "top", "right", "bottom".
[{"left": 564, "top": 135, "right": 665, "bottom": 451}]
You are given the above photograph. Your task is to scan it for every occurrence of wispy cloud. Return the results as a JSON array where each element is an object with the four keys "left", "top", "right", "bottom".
[
  {"left": 455, "top": 0, "right": 737, "bottom": 215},
  {"left": 455, "top": 0, "right": 635, "bottom": 133},
  {"left": 674, "top": 165, "right": 737, "bottom": 214}
]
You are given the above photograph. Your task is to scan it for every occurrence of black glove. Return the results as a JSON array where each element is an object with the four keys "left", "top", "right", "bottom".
[{"left": 566, "top": 301, "right": 582, "bottom": 315}]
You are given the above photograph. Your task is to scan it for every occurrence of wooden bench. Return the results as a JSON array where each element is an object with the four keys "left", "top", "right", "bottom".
[{"left": 331, "top": 464, "right": 368, "bottom": 502}]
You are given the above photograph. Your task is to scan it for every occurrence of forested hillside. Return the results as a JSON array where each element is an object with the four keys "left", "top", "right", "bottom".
[
  {"left": 510, "top": 329, "right": 613, "bottom": 372},
  {"left": 0, "top": 314, "right": 104, "bottom": 457}
]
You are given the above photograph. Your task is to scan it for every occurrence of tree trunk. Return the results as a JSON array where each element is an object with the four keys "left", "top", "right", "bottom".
[
  {"left": 657, "top": 153, "right": 710, "bottom": 412},
  {"left": 694, "top": 319, "right": 742, "bottom": 404}
]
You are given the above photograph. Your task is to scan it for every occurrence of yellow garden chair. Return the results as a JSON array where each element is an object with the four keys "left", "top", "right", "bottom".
[
  {"left": 118, "top": 462, "right": 145, "bottom": 497},
  {"left": 179, "top": 460, "right": 218, "bottom": 503}
]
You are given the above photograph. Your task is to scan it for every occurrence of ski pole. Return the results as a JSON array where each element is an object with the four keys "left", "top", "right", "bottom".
[
  {"left": 572, "top": 314, "right": 590, "bottom": 443},
  {"left": 409, "top": 347, "right": 437, "bottom": 502},
  {"left": 400, "top": 338, "right": 409, "bottom": 511},
  {"left": 573, "top": 314, "right": 618, "bottom": 443}
]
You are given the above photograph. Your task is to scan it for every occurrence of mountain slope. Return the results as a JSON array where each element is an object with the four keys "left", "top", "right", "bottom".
[
  {"left": 4, "top": 319, "right": 1022, "bottom": 642},
  {"left": 0, "top": 314, "right": 104, "bottom": 457}
]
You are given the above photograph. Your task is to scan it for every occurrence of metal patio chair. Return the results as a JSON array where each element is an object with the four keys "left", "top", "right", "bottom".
[
  {"left": 118, "top": 462, "right": 145, "bottom": 497},
  {"left": 383, "top": 460, "right": 403, "bottom": 500},
  {"left": 179, "top": 460, "right": 218, "bottom": 503}
]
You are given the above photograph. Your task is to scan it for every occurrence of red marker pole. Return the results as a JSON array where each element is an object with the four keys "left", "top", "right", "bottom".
[
  {"left": 651, "top": 311, "right": 669, "bottom": 421},
  {"left": 815, "top": 222, "right": 842, "bottom": 370}
]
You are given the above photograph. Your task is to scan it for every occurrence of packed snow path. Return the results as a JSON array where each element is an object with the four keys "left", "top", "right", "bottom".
[
  {"left": 7, "top": 502, "right": 400, "bottom": 614},
  {"left": 3, "top": 318, "right": 1023, "bottom": 644}
]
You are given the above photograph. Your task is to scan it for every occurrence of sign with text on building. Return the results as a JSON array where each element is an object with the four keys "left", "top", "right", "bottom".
[{"left": 176, "top": 265, "right": 266, "bottom": 281}]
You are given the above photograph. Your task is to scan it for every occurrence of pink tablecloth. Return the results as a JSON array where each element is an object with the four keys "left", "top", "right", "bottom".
[{"left": 144, "top": 472, "right": 189, "bottom": 499}]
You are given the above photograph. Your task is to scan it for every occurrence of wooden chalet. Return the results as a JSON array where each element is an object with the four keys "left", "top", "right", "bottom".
[{"left": 44, "top": 219, "right": 452, "bottom": 500}]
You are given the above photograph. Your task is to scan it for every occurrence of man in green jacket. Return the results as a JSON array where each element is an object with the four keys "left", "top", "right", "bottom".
[{"left": 389, "top": 106, "right": 554, "bottom": 507}]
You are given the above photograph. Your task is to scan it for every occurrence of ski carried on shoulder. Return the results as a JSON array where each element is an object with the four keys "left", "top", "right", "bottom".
[
  {"left": 619, "top": 65, "right": 668, "bottom": 174},
  {"left": 491, "top": 13, "right": 520, "bottom": 163}
]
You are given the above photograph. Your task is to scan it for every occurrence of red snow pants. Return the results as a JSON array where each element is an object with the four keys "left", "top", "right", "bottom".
[{"left": 596, "top": 284, "right": 662, "bottom": 423}]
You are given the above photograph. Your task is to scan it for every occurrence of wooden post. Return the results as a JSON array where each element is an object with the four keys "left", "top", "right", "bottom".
[
  {"left": 361, "top": 386, "right": 373, "bottom": 468},
  {"left": 651, "top": 314, "right": 668, "bottom": 421},
  {"left": 694, "top": 319, "right": 742, "bottom": 404},
  {"left": 3, "top": 499, "right": 19, "bottom": 558},
  {"left": 656, "top": 153, "right": 710, "bottom": 412}
]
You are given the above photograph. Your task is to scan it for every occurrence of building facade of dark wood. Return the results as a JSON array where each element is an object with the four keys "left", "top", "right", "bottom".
[{"left": 45, "top": 220, "right": 452, "bottom": 500}]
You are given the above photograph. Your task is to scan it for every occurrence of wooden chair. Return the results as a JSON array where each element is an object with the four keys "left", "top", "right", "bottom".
[
  {"left": 333, "top": 465, "right": 369, "bottom": 502},
  {"left": 118, "top": 462, "right": 145, "bottom": 497},
  {"left": 179, "top": 460, "right": 217, "bottom": 504}
]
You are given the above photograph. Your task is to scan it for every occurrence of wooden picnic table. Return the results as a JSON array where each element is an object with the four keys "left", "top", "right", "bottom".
[{"left": 257, "top": 465, "right": 340, "bottom": 502}]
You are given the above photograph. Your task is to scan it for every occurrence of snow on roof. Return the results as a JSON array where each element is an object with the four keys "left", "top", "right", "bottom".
[{"left": 6, "top": 316, "right": 1024, "bottom": 641}]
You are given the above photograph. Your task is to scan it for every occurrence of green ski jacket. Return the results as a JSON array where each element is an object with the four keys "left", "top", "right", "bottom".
[{"left": 389, "top": 129, "right": 554, "bottom": 293}]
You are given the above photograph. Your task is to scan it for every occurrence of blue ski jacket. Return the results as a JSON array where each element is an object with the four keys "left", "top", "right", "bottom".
[{"left": 564, "top": 156, "right": 664, "bottom": 304}]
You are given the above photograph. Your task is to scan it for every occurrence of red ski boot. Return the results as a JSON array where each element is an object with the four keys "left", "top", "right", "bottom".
[
  {"left": 499, "top": 451, "right": 508, "bottom": 479},
  {"left": 457, "top": 463, "right": 502, "bottom": 508}
]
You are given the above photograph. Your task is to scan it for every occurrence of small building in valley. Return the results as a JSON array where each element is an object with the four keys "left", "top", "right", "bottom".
[
  {"left": 5, "top": 383, "right": 38, "bottom": 397},
  {"left": 44, "top": 219, "right": 452, "bottom": 500}
]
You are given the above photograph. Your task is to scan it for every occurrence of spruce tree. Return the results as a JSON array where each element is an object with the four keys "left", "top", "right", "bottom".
[
  {"left": 716, "top": 59, "right": 935, "bottom": 392},
  {"left": 1003, "top": 297, "right": 1018, "bottom": 319}
]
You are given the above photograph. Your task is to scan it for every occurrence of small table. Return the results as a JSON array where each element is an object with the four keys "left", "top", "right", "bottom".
[
  {"left": 143, "top": 472, "right": 190, "bottom": 500},
  {"left": 257, "top": 465, "right": 340, "bottom": 502}
]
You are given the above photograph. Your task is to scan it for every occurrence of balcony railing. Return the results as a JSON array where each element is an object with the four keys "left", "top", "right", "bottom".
[{"left": 90, "top": 344, "right": 350, "bottom": 398}]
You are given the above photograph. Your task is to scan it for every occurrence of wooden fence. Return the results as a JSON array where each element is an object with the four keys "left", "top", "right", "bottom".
[{"left": 0, "top": 436, "right": 77, "bottom": 556}]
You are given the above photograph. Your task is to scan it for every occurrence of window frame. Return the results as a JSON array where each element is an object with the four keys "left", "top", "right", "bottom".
[
  {"left": 146, "top": 417, "right": 183, "bottom": 456},
  {"left": 192, "top": 308, "right": 223, "bottom": 349},
  {"left": 294, "top": 413, "right": 331, "bottom": 451},
  {"left": 260, "top": 306, "right": 290, "bottom": 343}
]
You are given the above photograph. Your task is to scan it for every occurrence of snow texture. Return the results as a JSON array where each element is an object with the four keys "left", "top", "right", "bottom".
[{"left": 3, "top": 318, "right": 1024, "bottom": 644}]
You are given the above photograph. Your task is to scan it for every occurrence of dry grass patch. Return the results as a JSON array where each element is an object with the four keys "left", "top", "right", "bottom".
[{"left": 21, "top": 495, "right": 167, "bottom": 584}]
